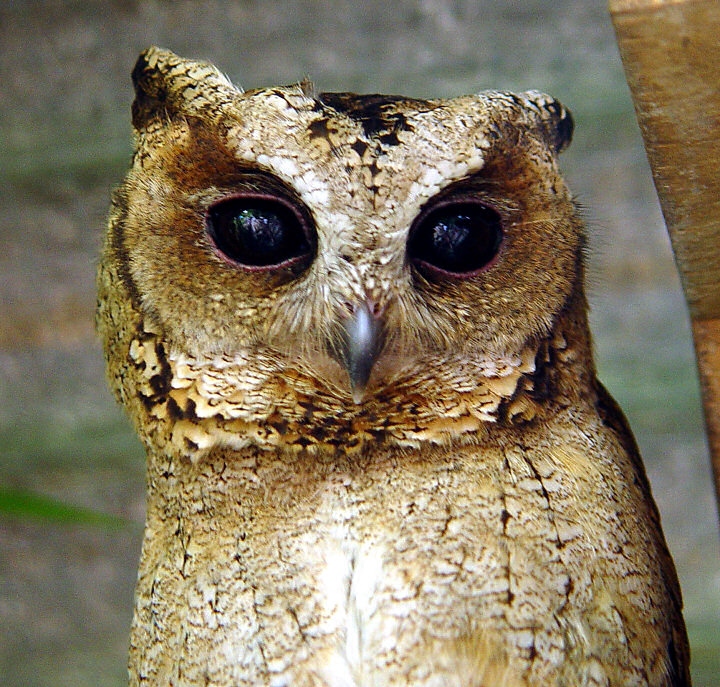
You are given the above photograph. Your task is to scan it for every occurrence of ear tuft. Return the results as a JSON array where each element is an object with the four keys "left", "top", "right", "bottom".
[
  {"left": 130, "top": 46, "right": 236, "bottom": 130},
  {"left": 520, "top": 91, "right": 574, "bottom": 154},
  {"left": 131, "top": 46, "right": 171, "bottom": 129}
]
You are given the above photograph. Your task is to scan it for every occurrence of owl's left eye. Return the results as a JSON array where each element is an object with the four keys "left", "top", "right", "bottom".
[
  {"left": 207, "top": 195, "right": 315, "bottom": 270},
  {"left": 407, "top": 199, "right": 503, "bottom": 278}
]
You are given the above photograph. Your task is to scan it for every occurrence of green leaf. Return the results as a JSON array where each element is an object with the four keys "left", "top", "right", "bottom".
[{"left": 0, "top": 487, "right": 129, "bottom": 529}]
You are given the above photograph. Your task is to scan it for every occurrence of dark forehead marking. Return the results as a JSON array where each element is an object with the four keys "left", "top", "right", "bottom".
[{"left": 316, "top": 91, "right": 438, "bottom": 143}]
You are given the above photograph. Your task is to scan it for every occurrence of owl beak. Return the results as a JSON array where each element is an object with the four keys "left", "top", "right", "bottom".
[{"left": 338, "top": 301, "right": 384, "bottom": 404}]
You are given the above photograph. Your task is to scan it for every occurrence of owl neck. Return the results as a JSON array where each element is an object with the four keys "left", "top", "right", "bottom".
[{"left": 114, "top": 284, "right": 594, "bottom": 466}]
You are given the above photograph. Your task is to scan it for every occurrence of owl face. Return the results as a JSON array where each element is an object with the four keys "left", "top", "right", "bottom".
[{"left": 115, "top": 47, "right": 582, "bottom": 410}]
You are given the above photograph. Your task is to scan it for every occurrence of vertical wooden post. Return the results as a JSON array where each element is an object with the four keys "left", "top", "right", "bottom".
[{"left": 610, "top": 0, "right": 720, "bottom": 511}]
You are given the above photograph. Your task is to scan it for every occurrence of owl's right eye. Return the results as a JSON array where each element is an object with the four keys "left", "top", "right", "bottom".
[{"left": 207, "top": 194, "right": 315, "bottom": 271}]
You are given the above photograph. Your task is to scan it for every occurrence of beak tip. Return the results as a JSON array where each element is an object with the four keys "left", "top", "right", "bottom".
[{"left": 348, "top": 363, "right": 372, "bottom": 404}]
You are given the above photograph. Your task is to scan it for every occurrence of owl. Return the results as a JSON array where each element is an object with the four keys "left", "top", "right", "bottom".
[{"left": 97, "top": 47, "right": 690, "bottom": 687}]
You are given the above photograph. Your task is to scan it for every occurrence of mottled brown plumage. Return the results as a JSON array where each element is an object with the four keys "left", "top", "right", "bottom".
[{"left": 97, "top": 47, "right": 690, "bottom": 686}]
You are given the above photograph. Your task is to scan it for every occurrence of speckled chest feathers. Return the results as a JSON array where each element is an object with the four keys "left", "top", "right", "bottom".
[{"left": 97, "top": 47, "right": 690, "bottom": 687}]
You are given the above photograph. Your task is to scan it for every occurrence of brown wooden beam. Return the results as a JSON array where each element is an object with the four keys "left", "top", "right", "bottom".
[{"left": 610, "top": 0, "right": 720, "bottom": 511}]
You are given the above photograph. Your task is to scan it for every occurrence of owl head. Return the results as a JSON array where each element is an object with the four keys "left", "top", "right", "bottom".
[{"left": 98, "top": 47, "right": 586, "bottom": 455}]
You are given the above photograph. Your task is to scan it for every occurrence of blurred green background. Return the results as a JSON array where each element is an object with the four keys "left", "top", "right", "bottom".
[{"left": 1, "top": 1, "right": 718, "bottom": 685}]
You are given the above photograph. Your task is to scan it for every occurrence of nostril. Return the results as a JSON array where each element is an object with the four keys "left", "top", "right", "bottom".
[
  {"left": 339, "top": 299, "right": 384, "bottom": 320},
  {"left": 368, "top": 300, "right": 384, "bottom": 317}
]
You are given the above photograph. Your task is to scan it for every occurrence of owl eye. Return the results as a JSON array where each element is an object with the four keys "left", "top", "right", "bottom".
[
  {"left": 207, "top": 195, "right": 314, "bottom": 270},
  {"left": 408, "top": 200, "right": 503, "bottom": 277}
]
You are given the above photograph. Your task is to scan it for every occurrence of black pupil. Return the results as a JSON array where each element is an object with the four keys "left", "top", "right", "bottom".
[
  {"left": 208, "top": 198, "right": 311, "bottom": 267},
  {"left": 409, "top": 202, "right": 502, "bottom": 275}
]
